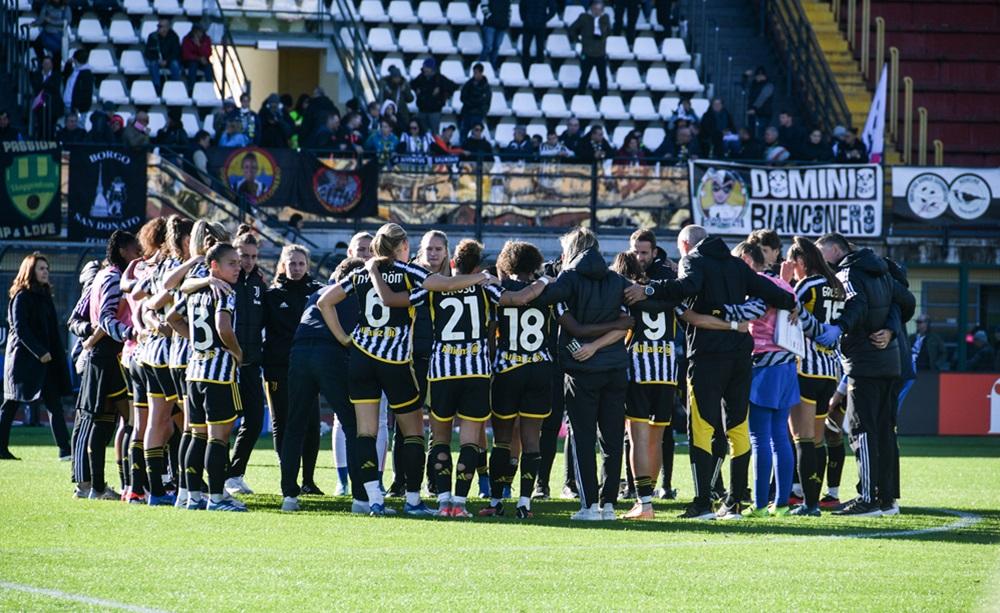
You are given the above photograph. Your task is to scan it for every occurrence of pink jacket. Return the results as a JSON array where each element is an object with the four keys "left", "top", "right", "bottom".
[{"left": 749, "top": 273, "right": 795, "bottom": 355}]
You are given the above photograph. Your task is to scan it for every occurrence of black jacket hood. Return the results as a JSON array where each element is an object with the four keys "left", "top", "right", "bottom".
[
  {"left": 694, "top": 235, "right": 731, "bottom": 260},
  {"left": 840, "top": 248, "right": 887, "bottom": 276},
  {"left": 565, "top": 246, "right": 609, "bottom": 281}
]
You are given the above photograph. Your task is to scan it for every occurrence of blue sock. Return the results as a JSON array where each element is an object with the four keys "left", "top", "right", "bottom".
[
  {"left": 338, "top": 467, "right": 349, "bottom": 486},
  {"left": 771, "top": 406, "right": 793, "bottom": 506},
  {"left": 749, "top": 404, "right": 773, "bottom": 510}
]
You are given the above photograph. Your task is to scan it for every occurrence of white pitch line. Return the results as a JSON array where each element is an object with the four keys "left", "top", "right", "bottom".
[{"left": 0, "top": 581, "right": 169, "bottom": 612}]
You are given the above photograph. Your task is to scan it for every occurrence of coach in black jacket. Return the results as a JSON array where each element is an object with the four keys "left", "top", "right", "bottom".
[
  {"left": 815, "top": 234, "right": 914, "bottom": 516},
  {"left": 625, "top": 225, "right": 796, "bottom": 519}
]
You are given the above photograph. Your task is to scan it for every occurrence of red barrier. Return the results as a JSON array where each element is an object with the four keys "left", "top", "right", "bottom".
[{"left": 938, "top": 373, "right": 1000, "bottom": 435}]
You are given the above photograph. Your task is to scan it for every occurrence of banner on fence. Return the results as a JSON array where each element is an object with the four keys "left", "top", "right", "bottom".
[
  {"left": 67, "top": 145, "right": 146, "bottom": 241},
  {"left": 688, "top": 160, "right": 883, "bottom": 237},
  {"left": 0, "top": 141, "right": 61, "bottom": 239},
  {"left": 207, "top": 148, "right": 377, "bottom": 218},
  {"left": 891, "top": 167, "right": 1000, "bottom": 227}
]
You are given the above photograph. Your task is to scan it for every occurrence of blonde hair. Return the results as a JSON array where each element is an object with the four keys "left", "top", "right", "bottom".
[
  {"left": 189, "top": 220, "right": 230, "bottom": 257},
  {"left": 276, "top": 244, "right": 311, "bottom": 276},
  {"left": 371, "top": 223, "right": 408, "bottom": 259},
  {"left": 559, "top": 227, "right": 597, "bottom": 263},
  {"left": 417, "top": 229, "right": 450, "bottom": 274}
]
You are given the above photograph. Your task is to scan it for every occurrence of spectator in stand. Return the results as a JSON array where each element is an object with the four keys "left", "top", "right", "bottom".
[
  {"left": 365, "top": 100, "right": 381, "bottom": 134},
  {"left": 259, "top": 93, "right": 291, "bottom": 148},
  {"left": 212, "top": 97, "right": 237, "bottom": 139},
  {"left": 338, "top": 112, "right": 367, "bottom": 154},
  {"left": 30, "top": 56, "right": 62, "bottom": 139},
  {"left": 380, "top": 100, "right": 399, "bottom": 132},
  {"left": 968, "top": 331, "right": 995, "bottom": 372},
  {"left": 238, "top": 92, "right": 260, "bottom": 144},
  {"left": 531, "top": 133, "right": 543, "bottom": 151},
  {"left": 396, "top": 118, "right": 434, "bottom": 154},
  {"left": 155, "top": 108, "right": 189, "bottom": 157},
  {"left": 479, "top": 0, "right": 511, "bottom": 69},
  {"left": 57, "top": 112, "right": 88, "bottom": 144},
  {"left": 504, "top": 125, "right": 536, "bottom": 161},
  {"left": 92, "top": 0, "right": 120, "bottom": 28},
  {"left": 570, "top": 0, "right": 612, "bottom": 99},
  {"left": 539, "top": 130, "right": 573, "bottom": 160},
  {"left": 379, "top": 66, "right": 413, "bottom": 129},
  {"left": 612, "top": 0, "right": 641, "bottom": 44},
  {"left": 668, "top": 98, "right": 699, "bottom": 130},
  {"left": 181, "top": 24, "right": 213, "bottom": 91},
  {"left": 144, "top": 17, "right": 182, "bottom": 93},
  {"left": 0, "top": 111, "right": 22, "bottom": 141},
  {"left": 830, "top": 125, "right": 847, "bottom": 157},
  {"left": 777, "top": 110, "right": 804, "bottom": 159},
  {"left": 762, "top": 126, "right": 789, "bottom": 162},
  {"left": 799, "top": 128, "right": 834, "bottom": 162},
  {"left": 187, "top": 129, "right": 211, "bottom": 182},
  {"left": 411, "top": 58, "right": 457, "bottom": 136},
  {"left": 614, "top": 133, "right": 648, "bottom": 166},
  {"left": 459, "top": 63, "right": 491, "bottom": 140},
  {"left": 655, "top": 0, "right": 675, "bottom": 29},
  {"left": 462, "top": 123, "right": 494, "bottom": 158},
  {"left": 746, "top": 66, "right": 774, "bottom": 138},
  {"left": 219, "top": 117, "right": 251, "bottom": 148},
  {"left": 283, "top": 214, "right": 304, "bottom": 243},
  {"left": 909, "top": 314, "right": 948, "bottom": 372},
  {"left": 521, "top": 0, "right": 556, "bottom": 72},
  {"left": 732, "top": 126, "right": 763, "bottom": 160},
  {"left": 654, "top": 125, "right": 699, "bottom": 162},
  {"left": 86, "top": 109, "right": 110, "bottom": 143},
  {"left": 31, "top": 0, "right": 69, "bottom": 64},
  {"left": 122, "top": 110, "right": 150, "bottom": 149},
  {"left": 62, "top": 49, "right": 93, "bottom": 116},
  {"left": 308, "top": 113, "right": 344, "bottom": 150},
  {"left": 560, "top": 117, "right": 584, "bottom": 153},
  {"left": 302, "top": 87, "right": 338, "bottom": 145},
  {"left": 835, "top": 127, "right": 868, "bottom": 163},
  {"left": 574, "top": 124, "right": 615, "bottom": 163},
  {"left": 109, "top": 113, "right": 125, "bottom": 142},
  {"left": 365, "top": 119, "right": 400, "bottom": 166},
  {"left": 700, "top": 97, "right": 734, "bottom": 157},
  {"left": 431, "top": 124, "right": 468, "bottom": 157}
]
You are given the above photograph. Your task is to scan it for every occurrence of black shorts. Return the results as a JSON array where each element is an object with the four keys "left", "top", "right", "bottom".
[
  {"left": 143, "top": 364, "right": 177, "bottom": 402},
  {"left": 799, "top": 376, "right": 838, "bottom": 418},
  {"left": 430, "top": 376, "right": 491, "bottom": 422},
  {"left": 126, "top": 358, "right": 148, "bottom": 408},
  {"left": 413, "top": 354, "right": 430, "bottom": 408},
  {"left": 186, "top": 380, "right": 242, "bottom": 427},
  {"left": 492, "top": 363, "right": 552, "bottom": 420},
  {"left": 76, "top": 353, "right": 128, "bottom": 414},
  {"left": 348, "top": 351, "right": 420, "bottom": 414},
  {"left": 626, "top": 382, "right": 676, "bottom": 426},
  {"left": 171, "top": 367, "right": 186, "bottom": 404}
]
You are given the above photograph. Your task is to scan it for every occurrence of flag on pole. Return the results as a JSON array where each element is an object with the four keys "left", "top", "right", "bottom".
[{"left": 862, "top": 64, "right": 887, "bottom": 163}]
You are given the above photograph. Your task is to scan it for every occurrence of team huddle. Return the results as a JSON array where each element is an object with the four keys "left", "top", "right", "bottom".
[{"left": 66, "top": 216, "right": 913, "bottom": 520}]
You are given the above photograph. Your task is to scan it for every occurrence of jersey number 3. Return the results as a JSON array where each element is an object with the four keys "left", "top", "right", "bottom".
[{"left": 190, "top": 303, "right": 213, "bottom": 352}]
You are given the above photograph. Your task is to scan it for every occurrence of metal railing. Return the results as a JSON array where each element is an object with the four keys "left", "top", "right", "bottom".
[
  {"left": 5, "top": 0, "right": 34, "bottom": 135},
  {"left": 764, "top": 0, "right": 852, "bottom": 134},
  {"left": 326, "top": 0, "right": 379, "bottom": 106},
  {"left": 205, "top": 0, "right": 251, "bottom": 102}
]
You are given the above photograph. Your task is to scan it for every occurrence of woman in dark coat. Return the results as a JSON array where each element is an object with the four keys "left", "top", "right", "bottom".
[{"left": 0, "top": 252, "right": 72, "bottom": 459}]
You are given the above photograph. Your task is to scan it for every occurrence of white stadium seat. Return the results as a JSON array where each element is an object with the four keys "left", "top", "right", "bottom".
[
  {"left": 511, "top": 92, "right": 541, "bottom": 118},
  {"left": 243, "top": 0, "right": 269, "bottom": 12},
  {"left": 493, "top": 120, "right": 515, "bottom": 146},
  {"left": 605, "top": 36, "right": 632, "bottom": 61},
  {"left": 457, "top": 31, "right": 483, "bottom": 56},
  {"left": 359, "top": 0, "right": 386, "bottom": 23},
  {"left": 691, "top": 98, "right": 710, "bottom": 116},
  {"left": 562, "top": 5, "right": 585, "bottom": 28},
  {"left": 526, "top": 121, "right": 547, "bottom": 141},
  {"left": 599, "top": 95, "right": 629, "bottom": 120},
  {"left": 181, "top": 109, "right": 201, "bottom": 137},
  {"left": 540, "top": 93, "right": 571, "bottom": 118},
  {"left": 379, "top": 55, "right": 405, "bottom": 76},
  {"left": 119, "top": 49, "right": 148, "bottom": 75},
  {"left": 367, "top": 27, "right": 396, "bottom": 53},
  {"left": 632, "top": 36, "right": 662, "bottom": 61},
  {"left": 147, "top": 109, "right": 166, "bottom": 136},
  {"left": 76, "top": 17, "right": 107, "bottom": 44},
  {"left": 498, "top": 32, "right": 517, "bottom": 57},
  {"left": 417, "top": 1, "right": 447, "bottom": 25},
  {"left": 643, "top": 127, "right": 665, "bottom": 151},
  {"left": 498, "top": 62, "right": 528, "bottom": 88},
  {"left": 439, "top": 59, "right": 466, "bottom": 84},
  {"left": 182, "top": 0, "right": 203, "bottom": 16},
  {"left": 615, "top": 65, "right": 642, "bottom": 91},
  {"left": 629, "top": 95, "right": 659, "bottom": 121},
  {"left": 98, "top": 78, "right": 130, "bottom": 105},
  {"left": 173, "top": 20, "right": 192, "bottom": 40},
  {"left": 130, "top": 80, "right": 160, "bottom": 105},
  {"left": 557, "top": 62, "right": 581, "bottom": 89},
  {"left": 527, "top": 64, "right": 559, "bottom": 89},
  {"left": 427, "top": 30, "right": 457, "bottom": 55},
  {"left": 646, "top": 66, "right": 676, "bottom": 92},
  {"left": 162, "top": 81, "right": 192, "bottom": 106},
  {"left": 446, "top": 2, "right": 476, "bottom": 26},
  {"left": 407, "top": 58, "right": 424, "bottom": 79},
  {"left": 657, "top": 96, "right": 681, "bottom": 119},
  {"left": 397, "top": 28, "right": 427, "bottom": 54},
  {"left": 488, "top": 91, "right": 509, "bottom": 116},
  {"left": 509, "top": 3, "right": 522, "bottom": 28},
  {"left": 570, "top": 95, "right": 600, "bottom": 120},
  {"left": 612, "top": 124, "right": 635, "bottom": 148},
  {"left": 123, "top": 0, "right": 152, "bottom": 15},
  {"left": 387, "top": 0, "right": 417, "bottom": 24},
  {"left": 546, "top": 33, "right": 576, "bottom": 59},
  {"left": 153, "top": 0, "right": 184, "bottom": 15},
  {"left": 88, "top": 48, "right": 117, "bottom": 74},
  {"left": 192, "top": 81, "right": 221, "bottom": 107},
  {"left": 662, "top": 38, "right": 691, "bottom": 63},
  {"left": 444, "top": 90, "right": 462, "bottom": 114},
  {"left": 139, "top": 18, "right": 158, "bottom": 41},
  {"left": 201, "top": 113, "right": 215, "bottom": 136},
  {"left": 109, "top": 17, "right": 138, "bottom": 44},
  {"left": 674, "top": 68, "right": 704, "bottom": 93}
]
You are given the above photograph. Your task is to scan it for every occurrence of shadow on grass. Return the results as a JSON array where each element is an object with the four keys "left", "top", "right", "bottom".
[{"left": 239, "top": 492, "right": 1000, "bottom": 546}]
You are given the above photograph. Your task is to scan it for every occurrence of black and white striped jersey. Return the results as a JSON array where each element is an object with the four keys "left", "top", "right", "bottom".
[
  {"left": 168, "top": 262, "right": 209, "bottom": 369},
  {"left": 337, "top": 260, "right": 430, "bottom": 363},
  {"left": 138, "top": 257, "right": 178, "bottom": 368},
  {"left": 796, "top": 274, "right": 844, "bottom": 380},
  {"left": 626, "top": 304, "right": 679, "bottom": 384},
  {"left": 420, "top": 283, "right": 503, "bottom": 380},
  {"left": 186, "top": 287, "right": 239, "bottom": 383},
  {"left": 494, "top": 279, "right": 554, "bottom": 373}
]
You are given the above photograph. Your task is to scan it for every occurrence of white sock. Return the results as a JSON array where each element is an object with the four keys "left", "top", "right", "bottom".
[
  {"left": 792, "top": 483, "right": 804, "bottom": 497},
  {"left": 518, "top": 496, "right": 531, "bottom": 510},
  {"left": 640, "top": 495, "right": 652, "bottom": 505},
  {"left": 177, "top": 487, "right": 188, "bottom": 501},
  {"left": 189, "top": 490, "right": 202, "bottom": 502},
  {"left": 490, "top": 497, "right": 501, "bottom": 507},
  {"left": 453, "top": 496, "right": 467, "bottom": 506},
  {"left": 210, "top": 493, "right": 223, "bottom": 503},
  {"left": 437, "top": 492, "right": 451, "bottom": 503},
  {"left": 364, "top": 481, "right": 384, "bottom": 506},
  {"left": 405, "top": 491, "right": 421, "bottom": 506},
  {"left": 828, "top": 486, "right": 840, "bottom": 498}
]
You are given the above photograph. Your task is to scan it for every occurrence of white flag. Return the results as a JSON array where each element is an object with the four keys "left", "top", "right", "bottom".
[{"left": 862, "top": 64, "right": 887, "bottom": 163}]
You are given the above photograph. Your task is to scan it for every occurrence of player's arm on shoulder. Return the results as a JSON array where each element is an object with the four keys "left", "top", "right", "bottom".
[
  {"left": 422, "top": 270, "right": 491, "bottom": 292},
  {"left": 365, "top": 258, "right": 412, "bottom": 307},
  {"left": 679, "top": 309, "right": 749, "bottom": 332},
  {"left": 165, "top": 302, "right": 188, "bottom": 339},
  {"left": 498, "top": 277, "right": 550, "bottom": 307},
  {"left": 163, "top": 256, "right": 200, "bottom": 291}
]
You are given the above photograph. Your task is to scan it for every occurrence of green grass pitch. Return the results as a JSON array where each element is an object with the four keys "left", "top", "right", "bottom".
[{"left": 0, "top": 430, "right": 998, "bottom": 611}]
